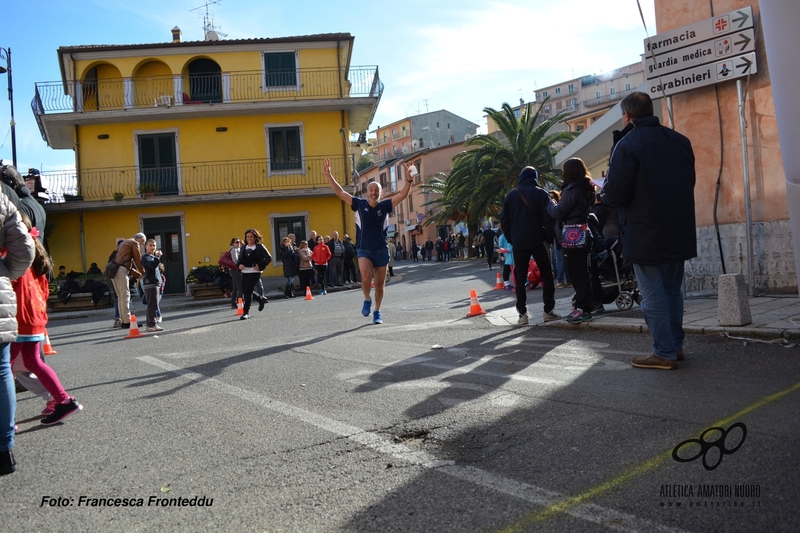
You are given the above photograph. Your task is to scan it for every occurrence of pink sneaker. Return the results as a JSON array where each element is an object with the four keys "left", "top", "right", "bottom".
[{"left": 41, "top": 400, "right": 58, "bottom": 416}]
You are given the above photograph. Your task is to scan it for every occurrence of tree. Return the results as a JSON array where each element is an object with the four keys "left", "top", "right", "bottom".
[{"left": 425, "top": 100, "right": 576, "bottom": 230}]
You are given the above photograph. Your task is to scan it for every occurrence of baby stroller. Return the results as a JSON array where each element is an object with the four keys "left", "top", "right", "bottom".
[{"left": 594, "top": 237, "right": 641, "bottom": 310}]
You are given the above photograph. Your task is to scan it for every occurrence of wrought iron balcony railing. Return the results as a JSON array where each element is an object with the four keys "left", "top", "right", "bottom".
[
  {"left": 33, "top": 66, "right": 383, "bottom": 114},
  {"left": 42, "top": 156, "right": 349, "bottom": 203}
]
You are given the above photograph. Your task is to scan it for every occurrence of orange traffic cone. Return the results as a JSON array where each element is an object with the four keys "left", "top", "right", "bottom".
[
  {"left": 125, "top": 314, "right": 144, "bottom": 338},
  {"left": 466, "top": 289, "right": 487, "bottom": 317},
  {"left": 304, "top": 286, "right": 314, "bottom": 300},
  {"left": 493, "top": 272, "right": 504, "bottom": 290},
  {"left": 235, "top": 297, "right": 244, "bottom": 316},
  {"left": 43, "top": 329, "right": 57, "bottom": 355}
]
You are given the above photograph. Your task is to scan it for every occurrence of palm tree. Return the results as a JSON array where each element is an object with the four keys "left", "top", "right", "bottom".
[{"left": 425, "top": 100, "right": 576, "bottom": 229}]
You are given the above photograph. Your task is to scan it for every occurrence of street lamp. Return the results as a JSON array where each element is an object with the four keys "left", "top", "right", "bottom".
[{"left": 0, "top": 47, "right": 16, "bottom": 168}]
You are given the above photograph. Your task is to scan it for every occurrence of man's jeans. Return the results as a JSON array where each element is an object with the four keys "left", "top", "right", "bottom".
[
  {"left": 633, "top": 262, "right": 685, "bottom": 360},
  {"left": 0, "top": 342, "right": 14, "bottom": 452}
]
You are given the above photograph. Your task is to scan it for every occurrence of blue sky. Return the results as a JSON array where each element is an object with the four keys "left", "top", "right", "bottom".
[{"left": 0, "top": 0, "right": 655, "bottom": 172}]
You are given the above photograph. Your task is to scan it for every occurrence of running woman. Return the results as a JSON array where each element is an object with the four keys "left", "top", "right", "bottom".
[{"left": 323, "top": 158, "right": 413, "bottom": 324}]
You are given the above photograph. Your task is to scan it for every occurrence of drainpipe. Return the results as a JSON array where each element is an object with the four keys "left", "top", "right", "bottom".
[
  {"left": 71, "top": 52, "right": 87, "bottom": 271},
  {"left": 761, "top": 0, "right": 800, "bottom": 297},
  {"left": 340, "top": 110, "right": 349, "bottom": 233}
]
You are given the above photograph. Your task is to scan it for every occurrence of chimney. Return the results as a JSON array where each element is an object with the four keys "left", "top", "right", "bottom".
[{"left": 172, "top": 26, "right": 182, "bottom": 43}]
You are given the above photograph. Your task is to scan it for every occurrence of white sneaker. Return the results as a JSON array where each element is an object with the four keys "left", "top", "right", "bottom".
[
  {"left": 543, "top": 310, "right": 562, "bottom": 322},
  {"left": 146, "top": 325, "right": 164, "bottom": 332},
  {"left": 518, "top": 314, "right": 529, "bottom": 325},
  {"left": 156, "top": 316, "right": 162, "bottom": 323}
]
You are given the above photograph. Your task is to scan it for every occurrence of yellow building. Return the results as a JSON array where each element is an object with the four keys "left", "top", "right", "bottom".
[{"left": 33, "top": 29, "right": 382, "bottom": 293}]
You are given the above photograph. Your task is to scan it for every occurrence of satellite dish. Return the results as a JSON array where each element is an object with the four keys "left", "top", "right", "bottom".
[
  {"left": 205, "top": 30, "right": 220, "bottom": 41},
  {"left": 411, "top": 139, "right": 419, "bottom": 148}
]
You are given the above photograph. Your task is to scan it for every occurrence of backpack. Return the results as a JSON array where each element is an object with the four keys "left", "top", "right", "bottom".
[
  {"left": 103, "top": 248, "right": 121, "bottom": 278},
  {"left": 587, "top": 213, "right": 605, "bottom": 257}
]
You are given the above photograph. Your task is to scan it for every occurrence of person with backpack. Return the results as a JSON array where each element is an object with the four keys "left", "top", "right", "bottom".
[{"left": 110, "top": 233, "right": 145, "bottom": 329}]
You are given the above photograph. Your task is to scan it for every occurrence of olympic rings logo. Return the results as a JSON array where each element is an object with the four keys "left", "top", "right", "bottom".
[{"left": 672, "top": 422, "right": 747, "bottom": 471}]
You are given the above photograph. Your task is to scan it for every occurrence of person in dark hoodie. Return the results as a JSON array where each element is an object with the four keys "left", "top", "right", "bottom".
[
  {"left": 602, "top": 91, "right": 696, "bottom": 371},
  {"left": 499, "top": 166, "right": 560, "bottom": 326},
  {"left": 1, "top": 164, "right": 46, "bottom": 245}
]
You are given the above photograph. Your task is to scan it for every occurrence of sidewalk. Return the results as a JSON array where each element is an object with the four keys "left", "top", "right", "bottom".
[
  {"left": 50, "top": 279, "right": 800, "bottom": 341},
  {"left": 487, "top": 293, "right": 800, "bottom": 341}
]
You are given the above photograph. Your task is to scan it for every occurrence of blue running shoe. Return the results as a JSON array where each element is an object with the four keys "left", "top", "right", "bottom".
[
  {"left": 361, "top": 298, "right": 372, "bottom": 316},
  {"left": 373, "top": 310, "right": 383, "bottom": 324}
]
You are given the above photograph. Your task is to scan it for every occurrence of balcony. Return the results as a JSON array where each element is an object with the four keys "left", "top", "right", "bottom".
[
  {"left": 32, "top": 66, "right": 383, "bottom": 148},
  {"left": 42, "top": 156, "right": 349, "bottom": 209},
  {"left": 582, "top": 90, "right": 630, "bottom": 108},
  {"left": 392, "top": 130, "right": 410, "bottom": 140}
]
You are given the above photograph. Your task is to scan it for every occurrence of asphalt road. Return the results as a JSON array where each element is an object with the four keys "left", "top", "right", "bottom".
[{"left": 2, "top": 260, "right": 798, "bottom": 532}]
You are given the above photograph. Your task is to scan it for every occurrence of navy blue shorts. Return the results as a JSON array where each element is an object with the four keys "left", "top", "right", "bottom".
[{"left": 357, "top": 248, "right": 390, "bottom": 267}]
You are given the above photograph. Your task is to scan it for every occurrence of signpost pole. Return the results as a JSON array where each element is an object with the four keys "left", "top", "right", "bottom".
[{"left": 736, "top": 78, "right": 754, "bottom": 295}]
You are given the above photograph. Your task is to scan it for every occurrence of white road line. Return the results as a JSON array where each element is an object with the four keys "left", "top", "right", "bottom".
[{"left": 136, "top": 355, "right": 690, "bottom": 533}]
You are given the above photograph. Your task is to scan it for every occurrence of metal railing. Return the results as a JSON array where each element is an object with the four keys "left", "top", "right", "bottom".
[
  {"left": 582, "top": 89, "right": 631, "bottom": 108},
  {"left": 42, "top": 156, "right": 349, "bottom": 202},
  {"left": 33, "top": 66, "right": 383, "bottom": 114},
  {"left": 392, "top": 130, "right": 410, "bottom": 140}
]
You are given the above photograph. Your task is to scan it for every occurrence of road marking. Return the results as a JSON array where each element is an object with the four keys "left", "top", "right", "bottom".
[
  {"left": 137, "top": 355, "right": 688, "bottom": 533},
  {"left": 501, "top": 379, "right": 800, "bottom": 531}
]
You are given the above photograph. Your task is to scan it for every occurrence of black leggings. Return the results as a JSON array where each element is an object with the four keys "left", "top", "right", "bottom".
[
  {"left": 241, "top": 272, "right": 261, "bottom": 313},
  {"left": 315, "top": 265, "right": 328, "bottom": 291}
]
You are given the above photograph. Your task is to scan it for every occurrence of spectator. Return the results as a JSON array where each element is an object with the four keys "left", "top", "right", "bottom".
[
  {"left": 499, "top": 166, "right": 560, "bottom": 326},
  {"left": 602, "top": 91, "right": 696, "bottom": 370},
  {"left": 112, "top": 233, "right": 146, "bottom": 329},
  {"left": 236, "top": 228, "right": 272, "bottom": 319},
  {"left": 327, "top": 231, "right": 345, "bottom": 287}
]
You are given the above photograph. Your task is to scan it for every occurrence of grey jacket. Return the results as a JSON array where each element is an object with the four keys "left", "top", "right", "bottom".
[{"left": 0, "top": 193, "right": 36, "bottom": 343}]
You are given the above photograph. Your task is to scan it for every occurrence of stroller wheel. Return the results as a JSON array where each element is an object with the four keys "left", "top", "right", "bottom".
[
  {"left": 633, "top": 290, "right": 643, "bottom": 305},
  {"left": 616, "top": 292, "right": 634, "bottom": 311}
]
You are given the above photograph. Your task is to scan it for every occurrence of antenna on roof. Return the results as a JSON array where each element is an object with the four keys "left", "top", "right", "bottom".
[{"left": 190, "top": 0, "right": 228, "bottom": 40}]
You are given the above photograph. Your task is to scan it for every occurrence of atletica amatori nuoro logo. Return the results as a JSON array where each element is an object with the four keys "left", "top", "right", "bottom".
[{"left": 672, "top": 422, "right": 747, "bottom": 471}]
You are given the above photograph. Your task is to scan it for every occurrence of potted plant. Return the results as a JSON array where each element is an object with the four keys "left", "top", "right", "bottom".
[
  {"left": 63, "top": 193, "right": 84, "bottom": 202},
  {"left": 113, "top": 192, "right": 124, "bottom": 202},
  {"left": 138, "top": 182, "right": 160, "bottom": 198}
]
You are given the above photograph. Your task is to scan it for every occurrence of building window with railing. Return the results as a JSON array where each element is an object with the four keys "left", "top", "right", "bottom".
[
  {"left": 542, "top": 90, "right": 548, "bottom": 99},
  {"left": 569, "top": 98, "right": 578, "bottom": 110},
  {"left": 267, "top": 124, "right": 303, "bottom": 172},
  {"left": 262, "top": 51, "right": 298, "bottom": 88},
  {"left": 568, "top": 83, "right": 574, "bottom": 94},
  {"left": 136, "top": 130, "right": 179, "bottom": 196}
]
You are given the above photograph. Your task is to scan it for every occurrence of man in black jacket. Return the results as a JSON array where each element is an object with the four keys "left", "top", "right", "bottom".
[
  {"left": 602, "top": 92, "right": 696, "bottom": 370},
  {"left": 500, "top": 166, "right": 560, "bottom": 325}
]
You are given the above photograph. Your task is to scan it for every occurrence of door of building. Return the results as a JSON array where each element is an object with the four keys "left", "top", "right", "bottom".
[{"left": 142, "top": 216, "right": 184, "bottom": 294}]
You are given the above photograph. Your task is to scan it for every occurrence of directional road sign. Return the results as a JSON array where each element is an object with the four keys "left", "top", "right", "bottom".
[
  {"left": 648, "top": 52, "right": 757, "bottom": 98},
  {"left": 643, "top": 6, "right": 753, "bottom": 57},
  {"left": 645, "top": 28, "right": 755, "bottom": 79}
]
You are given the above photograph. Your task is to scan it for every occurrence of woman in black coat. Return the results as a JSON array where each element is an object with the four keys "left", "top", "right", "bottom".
[
  {"left": 547, "top": 158, "right": 596, "bottom": 324},
  {"left": 280, "top": 236, "right": 299, "bottom": 298},
  {"left": 236, "top": 228, "right": 272, "bottom": 319}
]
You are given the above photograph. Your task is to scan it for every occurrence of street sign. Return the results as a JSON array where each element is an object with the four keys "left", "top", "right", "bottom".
[
  {"left": 643, "top": 6, "right": 753, "bottom": 56},
  {"left": 645, "top": 28, "right": 755, "bottom": 79},
  {"left": 648, "top": 52, "right": 757, "bottom": 98},
  {"left": 416, "top": 213, "right": 424, "bottom": 222}
]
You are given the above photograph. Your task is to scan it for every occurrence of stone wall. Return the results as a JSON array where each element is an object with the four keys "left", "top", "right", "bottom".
[{"left": 686, "top": 220, "right": 797, "bottom": 295}]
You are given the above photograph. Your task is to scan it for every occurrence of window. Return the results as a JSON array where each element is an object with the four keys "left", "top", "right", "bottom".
[
  {"left": 610, "top": 87, "right": 616, "bottom": 95},
  {"left": 380, "top": 172, "right": 387, "bottom": 188},
  {"left": 273, "top": 216, "right": 306, "bottom": 258},
  {"left": 556, "top": 101, "right": 562, "bottom": 110},
  {"left": 568, "top": 83, "right": 574, "bottom": 94},
  {"left": 595, "top": 90, "right": 601, "bottom": 99},
  {"left": 625, "top": 82, "right": 631, "bottom": 92},
  {"left": 390, "top": 166, "right": 397, "bottom": 192},
  {"left": 418, "top": 138, "right": 424, "bottom": 148},
  {"left": 414, "top": 159, "right": 422, "bottom": 183},
  {"left": 543, "top": 105, "right": 550, "bottom": 114},
  {"left": 268, "top": 126, "right": 302, "bottom": 171},
  {"left": 569, "top": 98, "right": 578, "bottom": 110},
  {"left": 514, "top": 109, "right": 521, "bottom": 117},
  {"left": 137, "top": 132, "right": 178, "bottom": 195},
  {"left": 576, "top": 125, "right": 585, "bottom": 132},
  {"left": 408, "top": 192, "right": 413, "bottom": 212},
  {"left": 263, "top": 52, "right": 297, "bottom": 87},
  {"left": 447, "top": 123, "right": 450, "bottom": 129},
  {"left": 555, "top": 87, "right": 561, "bottom": 95},
  {"left": 542, "top": 91, "right": 548, "bottom": 99}
]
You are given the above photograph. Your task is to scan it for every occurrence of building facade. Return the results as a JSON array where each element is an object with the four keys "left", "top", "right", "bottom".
[
  {"left": 33, "top": 30, "right": 381, "bottom": 293},
  {"left": 369, "top": 110, "right": 477, "bottom": 163}
]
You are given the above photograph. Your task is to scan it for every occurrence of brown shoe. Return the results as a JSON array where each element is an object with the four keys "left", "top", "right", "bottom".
[
  {"left": 676, "top": 350, "right": 685, "bottom": 361},
  {"left": 631, "top": 354, "right": 677, "bottom": 370}
]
